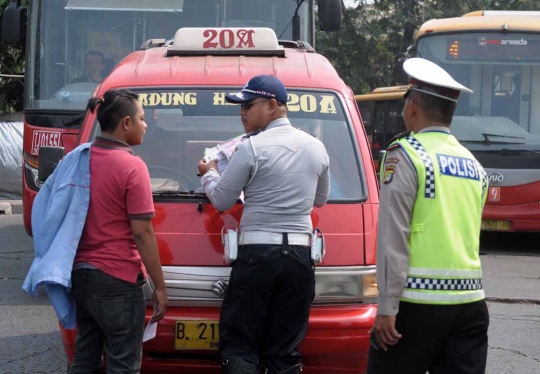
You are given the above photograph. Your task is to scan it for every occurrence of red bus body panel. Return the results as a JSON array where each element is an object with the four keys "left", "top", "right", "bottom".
[
  {"left": 22, "top": 122, "right": 80, "bottom": 235},
  {"left": 483, "top": 181, "right": 540, "bottom": 232}
]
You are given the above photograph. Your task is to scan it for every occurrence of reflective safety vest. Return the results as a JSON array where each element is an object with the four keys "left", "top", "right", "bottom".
[{"left": 384, "top": 130, "right": 488, "bottom": 305}]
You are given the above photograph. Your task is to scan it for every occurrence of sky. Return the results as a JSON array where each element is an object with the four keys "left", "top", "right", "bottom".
[{"left": 343, "top": 0, "right": 373, "bottom": 7}]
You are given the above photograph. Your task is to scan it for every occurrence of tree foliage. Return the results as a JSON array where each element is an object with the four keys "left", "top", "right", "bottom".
[
  {"left": 317, "top": 0, "right": 540, "bottom": 94},
  {"left": 0, "top": 1, "right": 539, "bottom": 111},
  {"left": 0, "top": 0, "right": 27, "bottom": 113}
]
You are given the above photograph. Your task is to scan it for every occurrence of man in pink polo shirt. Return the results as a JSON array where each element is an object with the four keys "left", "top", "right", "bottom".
[{"left": 69, "top": 89, "right": 168, "bottom": 374}]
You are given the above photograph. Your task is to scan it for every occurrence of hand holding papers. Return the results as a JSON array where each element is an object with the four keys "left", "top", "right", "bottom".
[{"left": 204, "top": 134, "right": 245, "bottom": 175}]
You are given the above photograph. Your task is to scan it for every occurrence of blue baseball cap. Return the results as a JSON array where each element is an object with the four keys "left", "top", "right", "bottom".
[{"left": 225, "top": 75, "right": 288, "bottom": 104}]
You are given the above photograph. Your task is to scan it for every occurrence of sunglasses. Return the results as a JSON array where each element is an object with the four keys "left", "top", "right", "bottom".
[
  {"left": 240, "top": 99, "right": 287, "bottom": 111},
  {"left": 240, "top": 99, "right": 269, "bottom": 111}
]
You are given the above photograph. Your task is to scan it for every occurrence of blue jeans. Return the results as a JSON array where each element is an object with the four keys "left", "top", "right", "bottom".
[{"left": 69, "top": 269, "right": 146, "bottom": 374}]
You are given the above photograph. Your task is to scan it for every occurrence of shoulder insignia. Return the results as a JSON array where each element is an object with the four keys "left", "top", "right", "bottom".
[
  {"left": 386, "top": 130, "right": 412, "bottom": 147},
  {"left": 386, "top": 143, "right": 400, "bottom": 152},
  {"left": 382, "top": 164, "right": 395, "bottom": 185}
]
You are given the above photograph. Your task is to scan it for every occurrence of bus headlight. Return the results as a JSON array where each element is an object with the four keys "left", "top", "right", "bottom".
[
  {"left": 363, "top": 273, "right": 379, "bottom": 298},
  {"left": 314, "top": 266, "right": 378, "bottom": 304},
  {"left": 24, "top": 162, "right": 43, "bottom": 191}
]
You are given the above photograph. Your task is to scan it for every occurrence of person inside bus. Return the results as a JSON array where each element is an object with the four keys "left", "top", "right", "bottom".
[
  {"left": 70, "top": 50, "right": 106, "bottom": 84},
  {"left": 492, "top": 73, "right": 521, "bottom": 124}
]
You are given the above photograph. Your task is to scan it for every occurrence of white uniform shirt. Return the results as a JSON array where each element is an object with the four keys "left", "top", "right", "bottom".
[{"left": 202, "top": 118, "right": 330, "bottom": 234}]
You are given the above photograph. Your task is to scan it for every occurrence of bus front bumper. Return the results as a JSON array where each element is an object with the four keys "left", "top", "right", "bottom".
[{"left": 60, "top": 304, "right": 377, "bottom": 373}]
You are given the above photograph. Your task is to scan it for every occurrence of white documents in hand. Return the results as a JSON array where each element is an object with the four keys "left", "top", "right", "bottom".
[
  {"left": 204, "top": 134, "right": 245, "bottom": 175},
  {"left": 142, "top": 311, "right": 159, "bottom": 343}
]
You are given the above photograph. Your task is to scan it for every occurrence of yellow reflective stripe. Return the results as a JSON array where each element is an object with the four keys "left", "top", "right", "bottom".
[
  {"left": 408, "top": 268, "right": 482, "bottom": 278},
  {"left": 402, "top": 289, "right": 485, "bottom": 302}
]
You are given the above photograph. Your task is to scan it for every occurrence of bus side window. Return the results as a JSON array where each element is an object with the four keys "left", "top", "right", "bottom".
[
  {"left": 387, "top": 101, "right": 406, "bottom": 141},
  {"left": 357, "top": 101, "right": 373, "bottom": 144},
  {"left": 373, "top": 102, "right": 386, "bottom": 152}
]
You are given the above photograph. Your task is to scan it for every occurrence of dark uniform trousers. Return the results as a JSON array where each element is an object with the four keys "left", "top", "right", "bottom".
[
  {"left": 368, "top": 300, "right": 490, "bottom": 374},
  {"left": 219, "top": 234, "right": 316, "bottom": 373}
]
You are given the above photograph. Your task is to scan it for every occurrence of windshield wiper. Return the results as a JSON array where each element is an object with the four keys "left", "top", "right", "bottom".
[
  {"left": 482, "top": 133, "right": 525, "bottom": 141},
  {"left": 499, "top": 149, "right": 540, "bottom": 157},
  {"left": 153, "top": 190, "right": 206, "bottom": 197},
  {"left": 461, "top": 140, "right": 525, "bottom": 145},
  {"left": 63, "top": 113, "right": 85, "bottom": 127},
  {"left": 461, "top": 133, "right": 526, "bottom": 145}
]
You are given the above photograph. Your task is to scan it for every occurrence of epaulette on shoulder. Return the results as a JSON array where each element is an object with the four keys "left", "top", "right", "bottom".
[
  {"left": 386, "top": 130, "right": 412, "bottom": 147},
  {"left": 386, "top": 143, "right": 400, "bottom": 152}
]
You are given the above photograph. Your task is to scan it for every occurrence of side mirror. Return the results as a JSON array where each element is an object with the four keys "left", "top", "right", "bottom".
[
  {"left": 393, "top": 56, "right": 409, "bottom": 85},
  {"left": 1, "top": 1, "right": 27, "bottom": 44},
  {"left": 38, "top": 146, "right": 65, "bottom": 182},
  {"left": 318, "top": 0, "right": 342, "bottom": 32}
]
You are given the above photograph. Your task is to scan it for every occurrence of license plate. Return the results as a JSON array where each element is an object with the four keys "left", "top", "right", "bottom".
[
  {"left": 174, "top": 320, "right": 219, "bottom": 350},
  {"left": 481, "top": 220, "right": 510, "bottom": 231}
]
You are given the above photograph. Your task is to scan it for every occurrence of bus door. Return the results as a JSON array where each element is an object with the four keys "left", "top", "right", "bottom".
[{"left": 372, "top": 100, "right": 406, "bottom": 170}]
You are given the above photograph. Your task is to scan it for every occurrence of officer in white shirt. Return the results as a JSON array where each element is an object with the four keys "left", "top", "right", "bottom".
[{"left": 198, "top": 75, "right": 330, "bottom": 374}]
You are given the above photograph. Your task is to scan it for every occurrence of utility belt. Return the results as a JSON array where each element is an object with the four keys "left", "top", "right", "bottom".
[
  {"left": 221, "top": 225, "right": 325, "bottom": 265},
  {"left": 239, "top": 232, "right": 311, "bottom": 246}
]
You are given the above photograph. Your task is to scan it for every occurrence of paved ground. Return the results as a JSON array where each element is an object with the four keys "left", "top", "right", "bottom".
[
  {"left": 0, "top": 214, "right": 539, "bottom": 374},
  {"left": 479, "top": 232, "right": 540, "bottom": 374},
  {"left": 0, "top": 215, "right": 66, "bottom": 374}
]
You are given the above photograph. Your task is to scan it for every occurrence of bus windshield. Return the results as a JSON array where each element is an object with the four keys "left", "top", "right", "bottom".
[
  {"left": 26, "top": 0, "right": 311, "bottom": 111},
  {"left": 89, "top": 89, "right": 365, "bottom": 201},
  {"left": 417, "top": 32, "right": 540, "bottom": 152}
]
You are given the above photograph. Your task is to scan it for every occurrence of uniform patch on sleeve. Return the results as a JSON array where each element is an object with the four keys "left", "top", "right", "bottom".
[{"left": 382, "top": 165, "right": 395, "bottom": 184}]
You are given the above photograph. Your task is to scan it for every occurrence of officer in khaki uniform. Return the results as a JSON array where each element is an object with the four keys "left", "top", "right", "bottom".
[{"left": 368, "top": 58, "right": 489, "bottom": 374}]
